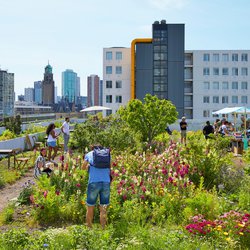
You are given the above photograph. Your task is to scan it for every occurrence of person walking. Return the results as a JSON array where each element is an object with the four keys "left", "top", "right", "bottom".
[
  {"left": 203, "top": 121, "right": 214, "bottom": 139},
  {"left": 180, "top": 116, "right": 187, "bottom": 145},
  {"left": 82, "top": 145, "right": 111, "bottom": 228},
  {"left": 61, "top": 117, "right": 70, "bottom": 153},
  {"left": 46, "top": 123, "right": 60, "bottom": 161}
]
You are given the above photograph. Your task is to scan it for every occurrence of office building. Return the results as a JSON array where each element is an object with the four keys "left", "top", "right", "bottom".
[
  {"left": 42, "top": 63, "right": 55, "bottom": 106},
  {"left": 131, "top": 20, "right": 185, "bottom": 117},
  {"left": 34, "top": 81, "right": 42, "bottom": 104},
  {"left": 62, "top": 69, "right": 80, "bottom": 105},
  {"left": 24, "top": 87, "right": 34, "bottom": 102},
  {"left": 0, "top": 69, "right": 14, "bottom": 118},
  {"left": 87, "top": 74, "right": 102, "bottom": 107}
]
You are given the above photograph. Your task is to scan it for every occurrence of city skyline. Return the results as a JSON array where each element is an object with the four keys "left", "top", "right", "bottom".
[{"left": 1, "top": 0, "right": 250, "bottom": 97}]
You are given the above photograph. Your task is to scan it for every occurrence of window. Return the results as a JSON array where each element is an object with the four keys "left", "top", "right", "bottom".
[
  {"left": 232, "top": 96, "right": 238, "bottom": 104},
  {"left": 241, "top": 96, "right": 248, "bottom": 104},
  {"left": 213, "top": 96, "right": 219, "bottom": 103},
  {"left": 106, "top": 66, "right": 112, "bottom": 74},
  {"left": 222, "top": 53, "right": 229, "bottom": 62},
  {"left": 106, "top": 51, "right": 112, "bottom": 60},
  {"left": 203, "top": 68, "right": 210, "bottom": 76},
  {"left": 116, "top": 80, "right": 122, "bottom": 88},
  {"left": 222, "top": 68, "right": 229, "bottom": 76},
  {"left": 116, "top": 51, "right": 122, "bottom": 60},
  {"left": 116, "top": 66, "right": 122, "bottom": 74},
  {"left": 106, "top": 81, "right": 112, "bottom": 88},
  {"left": 204, "top": 82, "right": 210, "bottom": 90},
  {"left": 222, "top": 81, "right": 229, "bottom": 90},
  {"left": 241, "top": 81, "right": 248, "bottom": 90},
  {"left": 106, "top": 110, "right": 112, "bottom": 116},
  {"left": 241, "top": 67, "right": 248, "bottom": 76},
  {"left": 203, "top": 96, "right": 210, "bottom": 103},
  {"left": 241, "top": 53, "right": 248, "bottom": 61},
  {"left": 213, "top": 68, "right": 219, "bottom": 75},
  {"left": 106, "top": 95, "right": 112, "bottom": 103},
  {"left": 154, "top": 84, "right": 167, "bottom": 91},
  {"left": 213, "top": 82, "right": 219, "bottom": 90},
  {"left": 154, "top": 53, "right": 167, "bottom": 60},
  {"left": 203, "top": 53, "right": 210, "bottom": 61},
  {"left": 232, "top": 68, "right": 238, "bottom": 76},
  {"left": 213, "top": 53, "right": 219, "bottom": 62},
  {"left": 232, "top": 53, "right": 238, "bottom": 61},
  {"left": 232, "top": 81, "right": 238, "bottom": 90},
  {"left": 222, "top": 96, "right": 228, "bottom": 104},
  {"left": 154, "top": 68, "right": 167, "bottom": 76},
  {"left": 203, "top": 110, "right": 210, "bottom": 118},
  {"left": 115, "top": 95, "right": 122, "bottom": 103}
]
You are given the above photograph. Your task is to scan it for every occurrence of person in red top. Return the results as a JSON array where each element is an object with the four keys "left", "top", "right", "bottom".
[{"left": 180, "top": 116, "right": 187, "bottom": 145}]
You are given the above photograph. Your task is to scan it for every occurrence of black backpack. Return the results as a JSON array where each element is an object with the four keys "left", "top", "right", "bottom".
[{"left": 93, "top": 147, "right": 111, "bottom": 168}]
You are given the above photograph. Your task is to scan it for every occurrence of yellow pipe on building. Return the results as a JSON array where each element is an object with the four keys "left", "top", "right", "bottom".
[{"left": 131, "top": 38, "right": 152, "bottom": 99}]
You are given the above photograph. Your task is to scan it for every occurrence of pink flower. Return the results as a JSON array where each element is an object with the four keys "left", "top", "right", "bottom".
[
  {"left": 76, "top": 183, "right": 81, "bottom": 188},
  {"left": 43, "top": 191, "right": 48, "bottom": 198}
]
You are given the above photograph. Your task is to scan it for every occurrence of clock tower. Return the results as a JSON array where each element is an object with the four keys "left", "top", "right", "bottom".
[{"left": 42, "top": 63, "right": 55, "bottom": 106}]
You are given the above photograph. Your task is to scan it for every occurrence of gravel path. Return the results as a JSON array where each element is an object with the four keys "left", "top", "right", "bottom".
[{"left": 0, "top": 169, "right": 35, "bottom": 212}]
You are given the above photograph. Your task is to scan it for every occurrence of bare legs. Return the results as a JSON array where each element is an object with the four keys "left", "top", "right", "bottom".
[
  {"left": 100, "top": 205, "right": 108, "bottom": 229},
  {"left": 48, "top": 146, "right": 58, "bottom": 161},
  {"left": 86, "top": 205, "right": 108, "bottom": 229},
  {"left": 86, "top": 206, "right": 95, "bottom": 228}
]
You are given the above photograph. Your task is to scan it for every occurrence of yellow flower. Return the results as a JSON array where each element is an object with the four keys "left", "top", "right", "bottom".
[
  {"left": 223, "top": 232, "right": 229, "bottom": 236},
  {"left": 81, "top": 200, "right": 85, "bottom": 205},
  {"left": 217, "top": 225, "right": 222, "bottom": 231},
  {"left": 226, "top": 237, "right": 231, "bottom": 241},
  {"left": 238, "top": 223, "right": 245, "bottom": 227},
  {"left": 239, "top": 232, "right": 244, "bottom": 236}
]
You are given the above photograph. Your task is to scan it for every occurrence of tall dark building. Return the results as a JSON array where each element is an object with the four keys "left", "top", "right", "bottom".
[
  {"left": 42, "top": 64, "right": 55, "bottom": 106},
  {"left": 131, "top": 20, "right": 185, "bottom": 117},
  {"left": 87, "top": 74, "right": 102, "bottom": 106}
]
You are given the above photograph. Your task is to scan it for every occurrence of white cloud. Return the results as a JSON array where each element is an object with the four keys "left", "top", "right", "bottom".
[{"left": 148, "top": 0, "right": 189, "bottom": 9}]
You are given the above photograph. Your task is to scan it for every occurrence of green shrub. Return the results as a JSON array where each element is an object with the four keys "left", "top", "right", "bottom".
[
  {"left": 183, "top": 179, "right": 220, "bottom": 221},
  {"left": 238, "top": 175, "right": 250, "bottom": 211},
  {"left": 0, "top": 129, "right": 16, "bottom": 140},
  {"left": 182, "top": 131, "right": 232, "bottom": 189},
  {"left": 0, "top": 203, "right": 15, "bottom": 224}
]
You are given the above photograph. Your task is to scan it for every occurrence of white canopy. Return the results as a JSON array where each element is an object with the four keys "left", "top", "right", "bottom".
[
  {"left": 212, "top": 107, "right": 250, "bottom": 115},
  {"left": 80, "top": 106, "right": 111, "bottom": 112}
]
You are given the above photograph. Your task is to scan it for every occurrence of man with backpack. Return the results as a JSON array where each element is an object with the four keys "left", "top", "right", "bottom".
[{"left": 82, "top": 145, "right": 111, "bottom": 228}]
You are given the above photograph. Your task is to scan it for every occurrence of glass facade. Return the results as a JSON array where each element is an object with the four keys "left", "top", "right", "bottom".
[
  {"left": 153, "top": 27, "right": 168, "bottom": 99},
  {"left": 0, "top": 70, "right": 14, "bottom": 118},
  {"left": 62, "top": 69, "right": 78, "bottom": 104}
]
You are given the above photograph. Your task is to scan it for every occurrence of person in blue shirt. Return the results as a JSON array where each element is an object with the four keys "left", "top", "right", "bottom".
[{"left": 82, "top": 145, "right": 111, "bottom": 228}]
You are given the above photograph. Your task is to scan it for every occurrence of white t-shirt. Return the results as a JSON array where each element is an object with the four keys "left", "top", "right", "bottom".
[{"left": 62, "top": 121, "right": 70, "bottom": 135}]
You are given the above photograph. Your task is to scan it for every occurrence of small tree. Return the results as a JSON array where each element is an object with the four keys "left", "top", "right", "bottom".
[
  {"left": 3, "top": 115, "right": 22, "bottom": 135},
  {"left": 118, "top": 94, "right": 178, "bottom": 143}
]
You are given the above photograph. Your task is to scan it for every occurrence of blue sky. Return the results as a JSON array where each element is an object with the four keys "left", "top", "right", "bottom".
[{"left": 1, "top": 0, "right": 250, "bottom": 97}]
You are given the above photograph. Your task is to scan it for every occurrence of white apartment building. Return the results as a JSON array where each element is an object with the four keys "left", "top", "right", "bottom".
[
  {"left": 186, "top": 50, "right": 250, "bottom": 122},
  {"left": 103, "top": 47, "right": 131, "bottom": 115}
]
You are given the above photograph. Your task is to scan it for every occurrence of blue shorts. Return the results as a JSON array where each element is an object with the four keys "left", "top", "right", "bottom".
[
  {"left": 86, "top": 182, "right": 110, "bottom": 206},
  {"left": 47, "top": 141, "right": 57, "bottom": 147}
]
